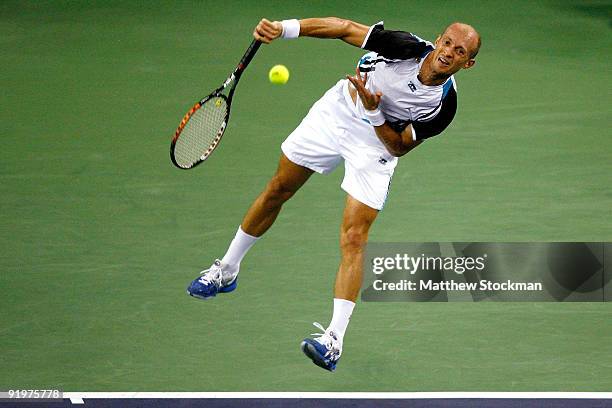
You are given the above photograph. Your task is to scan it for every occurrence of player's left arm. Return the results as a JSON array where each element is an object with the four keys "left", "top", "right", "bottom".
[
  {"left": 348, "top": 68, "right": 458, "bottom": 156},
  {"left": 374, "top": 123, "right": 422, "bottom": 157},
  {"left": 347, "top": 68, "right": 421, "bottom": 157}
]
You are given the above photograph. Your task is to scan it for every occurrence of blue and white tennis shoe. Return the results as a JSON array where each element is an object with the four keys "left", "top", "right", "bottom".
[
  {"left": 300, "top": 322, "right": 342, "bottom": 372},
  {"left": 187, "top": 260, "right": 238, "bottom": 299}
]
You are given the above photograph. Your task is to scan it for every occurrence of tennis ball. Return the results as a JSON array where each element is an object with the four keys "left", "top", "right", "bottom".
[{"left": 269, "top": 64, "right": 289, "bottom": 85}]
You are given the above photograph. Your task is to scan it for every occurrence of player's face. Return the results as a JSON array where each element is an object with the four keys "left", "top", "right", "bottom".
[{"left": 432, "top": 27, "right": 476, "bottom": 75}]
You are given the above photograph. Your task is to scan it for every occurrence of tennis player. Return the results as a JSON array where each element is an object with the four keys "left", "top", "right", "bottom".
[{"left": 187, "top": 17, "right": 481, "bottom": 371}]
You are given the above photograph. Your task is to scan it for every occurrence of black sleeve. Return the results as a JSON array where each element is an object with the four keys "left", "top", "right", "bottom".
[
  {"left": 412, "top": 86, "right": 457, "bottom": 140},
  {"left": 362, "top": 22, "right": 429, "bottom": 60}
]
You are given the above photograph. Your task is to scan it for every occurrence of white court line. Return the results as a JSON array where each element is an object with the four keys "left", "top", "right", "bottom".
[{"left": 63, "top": 392, "right": 612, "bottom": 400}]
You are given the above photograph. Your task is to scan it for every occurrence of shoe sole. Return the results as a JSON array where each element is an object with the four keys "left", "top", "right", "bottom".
[
  {"left": 186, "top": 290, "right": 215, "bottom": 300},
  {"left": 300, "top": 340, "right": 335, "bottom": 372},
  {"left": 187, "top": 277, "right": 238, "bottom": 300}
]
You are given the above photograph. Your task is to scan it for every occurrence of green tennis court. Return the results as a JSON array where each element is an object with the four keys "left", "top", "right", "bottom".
[{"left": 1, "top": 0, "right": 610, "bottom": 391}]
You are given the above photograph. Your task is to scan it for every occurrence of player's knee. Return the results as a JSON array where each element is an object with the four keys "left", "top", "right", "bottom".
[
  {"left": 340, "top": 226, "right": 369, "bottom": 251},
  {"left": 264, "top": 177, "right": 296, "bottom": 204}
]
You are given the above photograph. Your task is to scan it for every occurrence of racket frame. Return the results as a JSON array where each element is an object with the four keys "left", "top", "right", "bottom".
[{"left": 170, "top": 40, "right": 261, "bottom": 169}]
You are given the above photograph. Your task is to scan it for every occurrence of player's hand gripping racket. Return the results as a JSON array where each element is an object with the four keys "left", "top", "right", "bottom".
[{"left": 170, "top": 40, "right": 261, "bottom": 169}]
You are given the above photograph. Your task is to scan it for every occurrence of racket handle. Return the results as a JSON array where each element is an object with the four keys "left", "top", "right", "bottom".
[{"left": 237, "top": 40, "right": 262, "bottom": 72}]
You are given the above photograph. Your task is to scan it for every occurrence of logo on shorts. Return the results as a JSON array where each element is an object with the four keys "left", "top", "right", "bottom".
[
  {"left": 378, "top": 157, "right": 388, "bottom": 165},
  {"left": 408, "top": 81, "right": 417, "bottom": 92}
]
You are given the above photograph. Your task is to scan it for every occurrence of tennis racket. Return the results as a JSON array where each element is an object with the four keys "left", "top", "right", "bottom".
[{"left": 170, "top": 39, "right": 262, "bottom": 169}]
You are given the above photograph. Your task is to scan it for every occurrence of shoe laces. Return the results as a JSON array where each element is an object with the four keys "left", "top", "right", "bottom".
[
  {"left": 198, "top": 260, "right": 224, "bottom": 288},
  {"left": 311, "top": 322, "right": 341, "bottom": 360}
]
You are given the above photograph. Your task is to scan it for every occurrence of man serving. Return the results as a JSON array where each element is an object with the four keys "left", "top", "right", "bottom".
[{"left": 187, "top": 17, "right": 481, "bottom": 371}]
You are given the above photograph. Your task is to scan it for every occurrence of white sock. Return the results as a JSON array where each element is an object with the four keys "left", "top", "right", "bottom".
[
  {"left": 328, "top": 298, "right": 355, "bottom": 342},
  {"left": 221, "top": 226, "right": 259, "bottom": 273}
]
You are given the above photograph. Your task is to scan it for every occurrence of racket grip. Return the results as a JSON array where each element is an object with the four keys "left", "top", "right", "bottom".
[{"left": 238, "top": 40, "right": 262, "bottom": 71}]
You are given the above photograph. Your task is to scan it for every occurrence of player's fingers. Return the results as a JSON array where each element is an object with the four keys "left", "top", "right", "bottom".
[
  {"left": 350, "top": 71, "right": 366, "bottom": 90},
  {"left": 355, "top": 67, "right": 367, "bottom": 84},
  {"left": 356, "top": 78, "right": 370, "bottom": 96},
  {"left": 260, "top": 18, "right": 282, "bottom": 38},
  {"left": 258, "top": 24, "right": 278, "bottom": 39},
  {"left": 347, "top": 74, "right": 365, "bottom": 94},
  {"left": 354, "top": 67, "right": 362, "bottom": 83},
  {"left": 255, "top": 24, "right": 268, "bottom": 36},
  {"left": 272, "top": 21, "right": 283, "bottom": 35},
  {"left": 253, "top": 29, "right": 271, "bottom": 44},
  {"left": 346, "top": 74, "right": 358, "bottom": 88},
  {"left": 259, "top": 18, "right": 273, "bottom": 32},
  {"left": 264, "top": 19, "right": 282, "bottom": 34},
  {"left": 256, "top": 25, "right": 276, "bottom": 42}
]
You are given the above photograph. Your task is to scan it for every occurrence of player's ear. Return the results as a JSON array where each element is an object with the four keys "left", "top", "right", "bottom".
[
  {"left": 434, "top": 35, "right": 441, "bottom": 46},
  {"left": 463, "top": 59, "right": 476, "bottom": 69}
]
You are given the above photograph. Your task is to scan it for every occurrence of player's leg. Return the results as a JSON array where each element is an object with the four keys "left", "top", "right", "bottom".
[
  {"left": 329, "top": 194, "right": 378, "bottom": 342},
  {"left": 326, "top": 147, "right": 394, "bottom": 346},
  {"left": 219, "top": 153, "right": 313, "bottom": 272},
  {"left": 301, "top": 194, "right": 378, "bottom": 371},
  {"left": 301, "top": 117, "right": 395, "bottom": 369},
  {"left": 334, "top": 194, "right": 378, "bottom": 301},
  {"left": 187, "top": 153, "right": 313, "bottom": 299},
  {"left": 240, "top": 153, "right": 313, "bottom": 237}
]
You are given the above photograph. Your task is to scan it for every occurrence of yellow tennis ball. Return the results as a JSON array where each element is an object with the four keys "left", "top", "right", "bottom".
[{"left": 269, "top": 64, "right": 289, "bottom": 85}]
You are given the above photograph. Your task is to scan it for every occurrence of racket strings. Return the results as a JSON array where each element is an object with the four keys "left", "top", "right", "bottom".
[{"left": 174, "top": 96, "right": 228, "bottom": 168}]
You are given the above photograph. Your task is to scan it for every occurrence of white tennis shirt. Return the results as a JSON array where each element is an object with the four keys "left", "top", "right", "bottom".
[{"left": 343, "top": 22, "right": 458, "bottom": 141}]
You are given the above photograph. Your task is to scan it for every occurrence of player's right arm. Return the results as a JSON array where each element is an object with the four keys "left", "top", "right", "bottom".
[{"left": 253, "top": 18, "right": 369, "bottom": 47}]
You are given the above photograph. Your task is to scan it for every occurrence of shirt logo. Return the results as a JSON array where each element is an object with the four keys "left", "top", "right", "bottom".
[
  {"left": 378, "top": 157, "right": 388, "bottom": 165},
  {"left": 408, "top": 81, "right": 417, "bottom": 92}
]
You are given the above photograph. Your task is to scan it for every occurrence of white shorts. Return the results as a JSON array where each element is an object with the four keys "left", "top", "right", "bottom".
[{"left": 281, "top": 80, "right": 398, "bottom": 210}]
